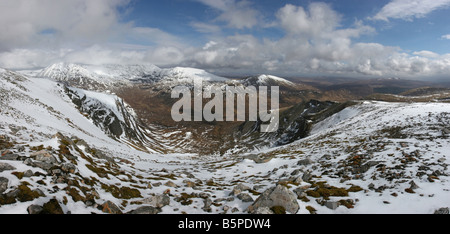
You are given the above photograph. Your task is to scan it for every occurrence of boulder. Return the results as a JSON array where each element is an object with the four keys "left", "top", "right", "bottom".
[
  {"left": 237, "top": 193, "right": 254, "bottom": 203},
  {"left": 251, "top": 207, "right": 275, "bottom": 214},
  {"left": 41, "top": 199, "right": 64, "bottom": 214},
  {"left": 127, "top": 206, "right": 161, "bottom": 214},
  {"left": 297, "top": 158, "right": 313, "bottom": 166},
  {"left": 102, "top": 201, "right": 122, "bottom": 214},
  {"left": 139, "top": 194, "right": 170, "bottom": 208},
  {"left": 247, "top": 185, "right": 300, "bottom": 214},
  {"left": 61, "top": 163, "right": 77, "bottom": 174},
  {"left": 434, "top": 207, "right": 449, "bottom": 214},
  {"left": 0, "top": 177, "right": 8, "bottom": 194},
  {"left": 23, "top": 170, "right": 34, "bottom": 178},
  {"left": 0, "top": 153, "right": 20, "bottom": 161},
  {"left": 203, "top": 198, "right": 212, "bottom": 212},
  {"left": 302, "top": 172, "right": 313, "bottom": 182},
  {"left": 164, "top": 181, "right": 178, "bottom": 188},
  {"left": 324, "top": 201, "right": 340, "bottom": 210},
  {"left": 31, "top": 150, "right": 57, "bottom": 164},
  {"left": 27, "top": 205, "right": 44, "bottom": 214},
  {"left": 0, "top": 162, "right": 15, "bottom": 172},
  {"left": 229, "top": 183, "right": 251, "bottom": 196}
]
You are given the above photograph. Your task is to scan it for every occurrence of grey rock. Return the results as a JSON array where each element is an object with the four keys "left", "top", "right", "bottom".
[
  {"left": 127, "top": 206, "right": 161, "bottom": 214},
  {"left": 354, "top": 161, "right": 382, "bottom": 174},
  {"left": 23, "top": 170, "right": 34, "bottom": 177},
  {"left": 434, "top": 207, "right": 449, "bottom": 214},
  {"left": 302, "top": 172, "right": 313, "bottom": 182},
  {"left": 292, "top": 176, "right": 304, "bottom": 184},
  {"left": 293, "top": 187, "right": 307, "bottom": 198},
  {"left": 246, "top": 154, "right": 274, "bottom": 164},
  {"left": 52, "top": 169, "right": 62, "bottom": 175},
  {"left": 237, "top": 193, "right": 254, "bottom": 203},
  {"left": 27, "top": 205, "right": 43, "bottom": 214},
  {"left": 0, "top": 162, "right": 15, "bottom": 172},
  {"left": 247, "top": 185, "right": 300, "bottom": 214},
  {"left": 230, "top": 183, "right": 251, "bottom": 196},
  {"left": 0, "top": 177, "right": 8, "bottom": 194},
  {"left": 198, "top": 192, "right": 210, "bottom": 199},
  {"left": 409, "top": 181, "right": 420, "bottom": 190},
  {"left": 31, "top": 161, "right": 53, "bottom": 171},
  {"left": 297, "top": 158, "right": 313, "bottom": 166},
  {"left": 203, "top": 198, "right": 212, "bottom": 212},
  {"left": 31, "top": 150, "right": 57, "bottom": 164},
  {"left": 152, "top": 182, "right": 162, "bottom": 187},
  {"left": 0, "top": 154, "right": 20, "bottom": 161},
  {"left": 290, "top": 169, "right": 302, "bottom": 176},
  {"left": 139, "top": 194, "right": 170, "bottom": 208},
  {"left": 164, "top": 181, "right": 178, "bottom": 188},
  {"left": 101, "top": 201, "right": 122, "bottom": 214},
  {"left": 442, "top": 128, "right": 450, "bottom": 135},
  {"left": 93, "top": 150, "right": 115, "bottom": 163},
  {"left": 231, "top": 207, "right": 240, "bottom": 213},
  {"left": 251, "top": 207, "right": 274, "bottom": 214},
  {"left": 61, "top": 163, "right": 77, "bottom": 173},
  {"left": 324, "top": 201, "right": 340, "bottom": 210},
  {"left": 235, "top": 183, "right": 251, "bottom": 191}
]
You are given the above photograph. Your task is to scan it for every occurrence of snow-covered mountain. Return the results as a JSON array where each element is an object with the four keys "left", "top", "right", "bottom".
[
  {"left": 1, "top": 67, "right": 449, "bottom": 214},
  {"left": 35, "top": 63, "right": 305, "bottom": 92},
  {"left": 36, "top": 63, "right": 230, "bottom": 91},
  {"left": 240, "top": 74, "right": 296, "bottom": 87}
]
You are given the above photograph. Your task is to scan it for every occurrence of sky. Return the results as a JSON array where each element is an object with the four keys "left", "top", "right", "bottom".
[{"left": 1, "top": 0, "right": 450, "bottom": 80}]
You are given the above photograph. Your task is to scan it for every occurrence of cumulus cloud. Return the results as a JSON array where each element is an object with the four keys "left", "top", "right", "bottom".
[
  {"left": 181, "top": 2, "right": 450, "bottom": 79},
  {"left": 194, "top": 0, "right": 259, "bottom": 29},
  {"left": 372, "top": 0, "right": 450, "bottom": 21},
  {"left": 0, "top": 0, "right": 131, "bottom": 50},
  {"left": 442, "top": 34, "right": 450, "bottom": 40}
]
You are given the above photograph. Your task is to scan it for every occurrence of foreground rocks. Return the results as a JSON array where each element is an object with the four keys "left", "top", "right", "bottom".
[{"left": 247, "top": 185, "right": 300, "bottom": 214}]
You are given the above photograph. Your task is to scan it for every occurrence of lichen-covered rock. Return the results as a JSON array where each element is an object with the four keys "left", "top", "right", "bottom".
[
  {"left": 139, "top": 194, "right": 170, "bottom": 208},
  {"left": 0, "top": 177, "right": 8, "bottom": 194},
  {"left": 127, "top": 206, "right": 161, "bottom": 214},
  {"left": 247, "top": 185, "right": 299, "bottom": 214},
  {"left": 251, "top": 207, "right": 274, "bottom": 214},
  {"left": 0, "top": 162, "right": 15, "bottom": 172},
  {"left": 237, "top": 193, "right": 254, "bottom": 203},
  {"left": 297, "top": 158, "right": 313, "bottom": 166},
  {"left": 41, "top": 199, "right": 64, "bottom": 214},
  {"left": 31, "top": 150, "right": 57, "bottom": 164},
  {"left": 101, "top": 201, "right": 122, "bottom": 214}
]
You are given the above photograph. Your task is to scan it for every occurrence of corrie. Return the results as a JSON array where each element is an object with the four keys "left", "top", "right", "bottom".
[{"left": 171, "top": 79, "right": 280, "bottom": 133}]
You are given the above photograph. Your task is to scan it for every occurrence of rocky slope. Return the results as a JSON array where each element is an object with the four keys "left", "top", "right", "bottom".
[{"left": 1, "top": 68, "right": 449, "bottom": 214}]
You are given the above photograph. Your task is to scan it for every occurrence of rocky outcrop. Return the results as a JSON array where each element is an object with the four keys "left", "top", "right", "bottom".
[{"left": 247, "top": 185, "right": 300, "bottom": 214}]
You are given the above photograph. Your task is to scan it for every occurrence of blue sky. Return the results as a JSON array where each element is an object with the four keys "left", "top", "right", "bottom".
[
  {"left": 123, "top": 0, "right": 450, "bottom": 52},
  {"left": 1, "top": 0, "right": 450, "bottom": 79}
]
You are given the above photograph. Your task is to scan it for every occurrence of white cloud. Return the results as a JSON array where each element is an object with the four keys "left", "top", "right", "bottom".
[
  {"left": 190, "top": 22, "right": 222, "bottom": 34},
  {"left": 0, "top": 0, "right": 131, "bottom": 50},
  {"left": 413, "top": 50, "right": 440, "bottom": 58},
  {"left": 194, "top": 0, "right": 259, "bottom": 29},
  {"left": 442, "top": 34, "right": 450, "bottom": 40},
  {"left": 372, "top": 0, "right": 450, "bottom": 21},
  {"left": 276, "top": 3, "right": 341, "bottom": 37}
]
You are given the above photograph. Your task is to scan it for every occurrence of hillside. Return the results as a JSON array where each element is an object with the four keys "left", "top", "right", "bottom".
[{"left": 1, "top": 68, "right": 449, "bottom": 214}]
